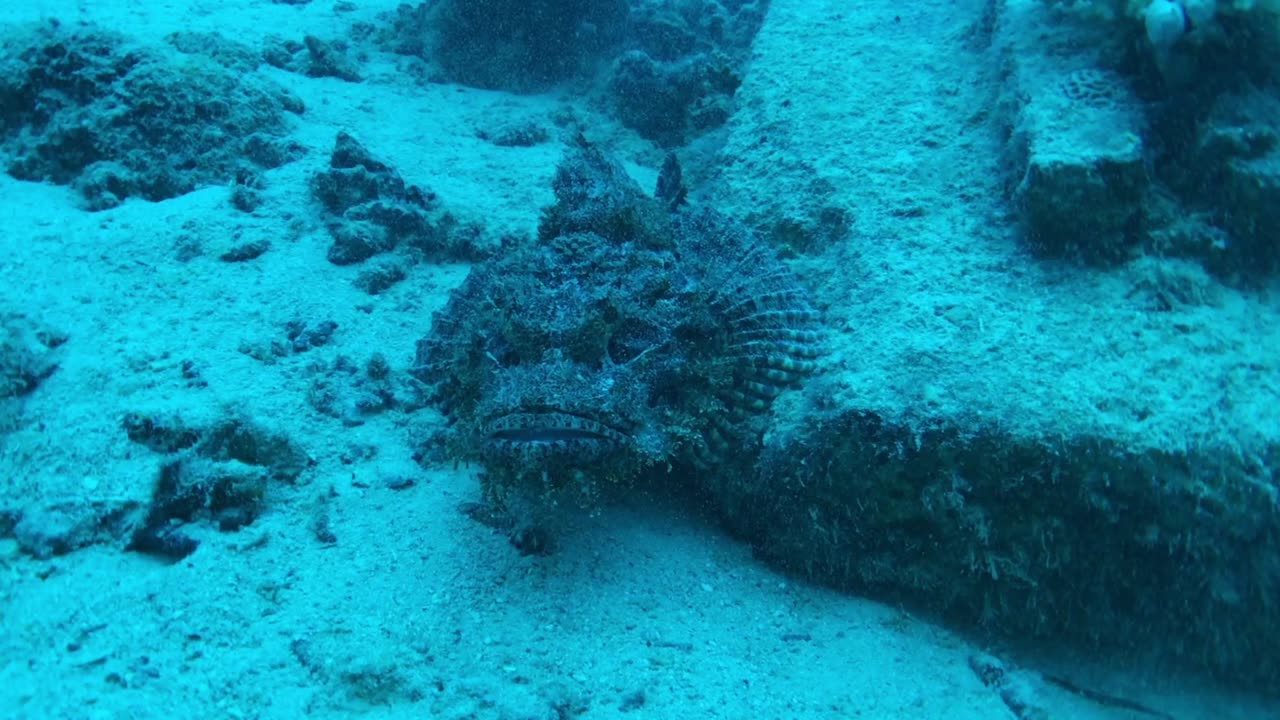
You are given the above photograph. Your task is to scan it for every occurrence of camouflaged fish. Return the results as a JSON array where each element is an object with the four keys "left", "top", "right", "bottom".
[{"left": 412, "top": 138, "right": 823, "bottom": 512}]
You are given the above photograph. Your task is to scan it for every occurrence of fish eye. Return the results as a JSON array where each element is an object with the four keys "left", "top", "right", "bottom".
[{"left": 607, "top": 319, "right": 661, "bottom": 364}]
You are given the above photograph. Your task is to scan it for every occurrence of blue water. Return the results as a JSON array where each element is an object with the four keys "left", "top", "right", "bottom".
[{"left": 1, "top": 1, "right": 1277, "bottom": 718}]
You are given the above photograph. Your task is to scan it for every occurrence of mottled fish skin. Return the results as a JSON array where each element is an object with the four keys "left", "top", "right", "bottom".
[{"left": 412, "top": 141, "right": 823, "bottom": 509}]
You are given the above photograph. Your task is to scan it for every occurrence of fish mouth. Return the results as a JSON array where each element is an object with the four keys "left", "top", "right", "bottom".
[{"left": 481, "top": 410, "right": 631, "bottom": 462}]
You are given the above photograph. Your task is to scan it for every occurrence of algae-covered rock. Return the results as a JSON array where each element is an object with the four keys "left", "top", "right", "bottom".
[{"left": 0, "top": 23, "right": 303, "bottom": 209}]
